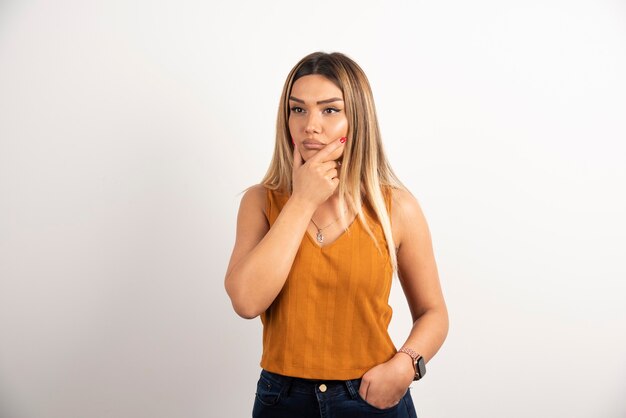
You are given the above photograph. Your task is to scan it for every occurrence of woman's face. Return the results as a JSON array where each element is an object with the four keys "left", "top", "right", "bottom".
[{"left": 288, "top": 74, "right": 348, "bottom": 162}]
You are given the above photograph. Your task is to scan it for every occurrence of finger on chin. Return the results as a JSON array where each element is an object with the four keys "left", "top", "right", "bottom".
[{"left": 310, "top": 137, "right": 345, "bottom": 162}]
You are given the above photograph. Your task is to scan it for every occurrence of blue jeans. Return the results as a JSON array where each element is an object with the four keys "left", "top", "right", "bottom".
[{"left": 252, "top": 369, "right": 418, "bottom": 418}]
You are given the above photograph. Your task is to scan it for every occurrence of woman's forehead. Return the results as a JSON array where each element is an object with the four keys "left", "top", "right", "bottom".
[{"left": 290, "top": 75, "right": 343, "bottom": 101}]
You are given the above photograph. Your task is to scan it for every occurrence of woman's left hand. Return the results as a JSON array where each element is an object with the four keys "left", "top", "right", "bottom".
[{"left": 358, "top": 353, "right": 415, "bottom": 409}]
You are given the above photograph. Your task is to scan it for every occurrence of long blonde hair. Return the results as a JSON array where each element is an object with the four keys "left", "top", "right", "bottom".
[{"left": 261, "top": 52, "right": 406, "bottom": 271}]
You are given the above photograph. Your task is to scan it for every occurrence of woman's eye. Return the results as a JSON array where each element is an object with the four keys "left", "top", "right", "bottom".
[
  {"left": 290, "top": 106, "right": 304, "bottom": 113},
  {"left": 324, "top": 108, "right": 341, "bottom": 114}
]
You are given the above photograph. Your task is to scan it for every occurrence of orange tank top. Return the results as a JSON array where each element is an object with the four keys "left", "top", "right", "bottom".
[{"left": 260, "top": 187, "right": 397, "bottom": 380}]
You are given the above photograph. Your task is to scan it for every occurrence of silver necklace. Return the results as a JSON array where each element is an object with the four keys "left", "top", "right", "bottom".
[{"left": 310, "top": 210, "right": 347, "bottom": 244}]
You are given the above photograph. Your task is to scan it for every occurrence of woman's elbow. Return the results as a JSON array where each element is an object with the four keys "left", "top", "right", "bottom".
[
  {"left": 437, "top": 305, "right": 450, "bottom": 341},
  {"left": 231, "top": 300, "right": 261, "bottom": 320},
  {"left": 225, "top": 283, "right": 263, "bottom": 319}
]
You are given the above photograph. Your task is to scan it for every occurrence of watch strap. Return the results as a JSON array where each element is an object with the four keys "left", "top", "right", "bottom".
[{"left": 398, "top": 346, "right": 424, "bottom": 381}]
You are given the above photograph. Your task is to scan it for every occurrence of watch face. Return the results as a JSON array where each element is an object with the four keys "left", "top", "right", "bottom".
[{"left": 417, "top": 357, "right": 426, "bottom": 378}]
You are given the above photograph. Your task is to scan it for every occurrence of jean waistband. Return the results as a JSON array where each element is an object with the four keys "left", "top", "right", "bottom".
[{"left": 261, "top": 369, "right": 362, "bottom": 397}]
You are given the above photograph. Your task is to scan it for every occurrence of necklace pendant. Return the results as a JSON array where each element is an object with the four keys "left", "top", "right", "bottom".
[{"left": 316, "top": 230, "right": 324, "bottom": 243}]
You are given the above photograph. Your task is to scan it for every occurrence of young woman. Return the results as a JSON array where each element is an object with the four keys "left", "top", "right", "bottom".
[{"left": 225, "top": 52, "right": 448, "bottom": 418}]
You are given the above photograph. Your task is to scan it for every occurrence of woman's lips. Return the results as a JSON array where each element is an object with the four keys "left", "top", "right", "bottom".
[{"left": 302, "top": 140, "right": 325, "bottom": 150}]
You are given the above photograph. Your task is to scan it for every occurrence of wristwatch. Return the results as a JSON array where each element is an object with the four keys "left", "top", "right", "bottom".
[{"left": 398, "top": 347, "right": 426, "bottom": 381}]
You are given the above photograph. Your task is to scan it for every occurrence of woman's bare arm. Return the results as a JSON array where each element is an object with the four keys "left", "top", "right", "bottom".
[
  {"left": 224, "top": 139, "right": 345, "bottom": 319},
  {"left": 224, "top": 184, "right": 316, "bottom": 319},
  {"left": 394, "top": 188, "right": 449, "bottom": 363},
  {"left": 359, "top": 188, "right": 449, "bottom": 408}
]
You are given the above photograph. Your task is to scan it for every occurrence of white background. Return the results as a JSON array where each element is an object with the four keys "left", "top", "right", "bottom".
[{"left": 1, "top": 1, "right": 625, "bottom": 417}]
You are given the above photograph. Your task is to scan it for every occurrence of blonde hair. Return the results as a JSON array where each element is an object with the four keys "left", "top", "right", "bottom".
[{"left": 261, "top": 52, "right": 406, "bottom": 271}]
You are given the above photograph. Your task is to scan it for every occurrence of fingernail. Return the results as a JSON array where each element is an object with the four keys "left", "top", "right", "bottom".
[{"left": 340, "top": 137, "right": 347, "bottom": 143}]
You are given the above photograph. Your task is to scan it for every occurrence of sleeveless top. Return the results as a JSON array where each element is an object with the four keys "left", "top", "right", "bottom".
[{"left": 259, "top": 187, "right": 397, "bottom": 380}]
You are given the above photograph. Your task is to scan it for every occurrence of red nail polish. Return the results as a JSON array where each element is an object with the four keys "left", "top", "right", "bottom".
[{"left": 340, "top": 137, "right": 347, "bottom": 143}]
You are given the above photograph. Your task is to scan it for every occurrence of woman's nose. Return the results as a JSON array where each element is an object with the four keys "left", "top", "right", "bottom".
[{"left": 304, "top": 113, "right": 321, "bottom": 134}]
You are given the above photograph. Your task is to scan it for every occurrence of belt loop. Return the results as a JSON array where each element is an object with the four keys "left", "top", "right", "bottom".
[
  {"left": 282, "top": 375, "right": 294, "bottom": 398},
  {"left": 344, "top": 378, "right": 360, "bottom": 399}
]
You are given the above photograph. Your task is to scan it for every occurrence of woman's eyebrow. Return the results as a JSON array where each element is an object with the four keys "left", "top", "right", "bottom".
[{"left": 289, "top": 96, "right": 344, "bottom": 105}]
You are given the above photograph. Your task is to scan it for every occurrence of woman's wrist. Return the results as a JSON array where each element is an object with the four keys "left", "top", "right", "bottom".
[
  {"left": 392, "top": 352, "right": 416, "bottom": 383},
  {"left": 287, "top": 193, "right": 318, "bottom": 215}
]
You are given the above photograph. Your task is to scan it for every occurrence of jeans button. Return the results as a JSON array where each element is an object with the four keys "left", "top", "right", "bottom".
[{"left": 319, "top": 384, "right": 327, "bottom": 392}]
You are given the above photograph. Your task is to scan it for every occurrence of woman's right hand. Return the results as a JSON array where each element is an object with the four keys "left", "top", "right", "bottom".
[{"left": 291, "top": 137, "right": 346, "bottom": 208}]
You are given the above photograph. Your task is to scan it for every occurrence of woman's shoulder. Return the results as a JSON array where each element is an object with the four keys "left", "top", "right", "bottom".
[
  {"left": 238, "top": 184, "right": 267, "bottom": 214},
  {"left": 243, "top": 183, "right": 267, "bottom": 196},
  {"left": 244, "top": 184, "right": 289, "bottom": 196},
  {"left": 240, "top": 184, "right": 289, "bottom": 215},
  {"left": 382, "top": 185, "right": 417, "bottom": 209},
  {"left": 388, "top": 186, "right": 416, "bottom": 205},
  {"left": 387, "top": 186, "right": 426, "bottom": 226},
  {"left": 241, "top": 183, "right": 267, "bottom": 201}
]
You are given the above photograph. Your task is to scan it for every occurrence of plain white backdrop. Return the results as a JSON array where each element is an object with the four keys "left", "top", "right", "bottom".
[{"left": 1, "top": 1, "right": 625, "bottom": 417}]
